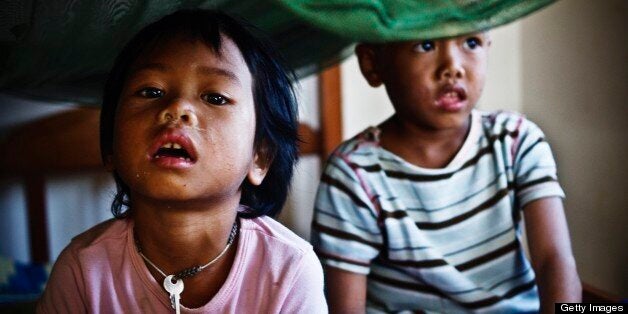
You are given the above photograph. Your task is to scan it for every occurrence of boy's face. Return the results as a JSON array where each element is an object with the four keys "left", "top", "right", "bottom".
[
  {"left": 356, "top": 32, "right": 490, "bottom": 130},
  {"left": 111, "top": 34, "right": 268, "bottom": 205}
]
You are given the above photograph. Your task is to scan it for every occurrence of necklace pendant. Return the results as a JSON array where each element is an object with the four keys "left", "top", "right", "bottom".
[{"left": 163, "top": 275, "right": 184, "bottom": 313}]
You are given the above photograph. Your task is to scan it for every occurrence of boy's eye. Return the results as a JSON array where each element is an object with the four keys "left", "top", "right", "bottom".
[
  {"left": 464, "top": 37, "right": 481, "bottom": 50},
  {"left": 414, "top": 40, "right": 435, "bottom": 53},
  {"left": 138, "top": 87, "right": 164, "bottom": 98},
  {"left": 202, "top": 93, "right": 229, "bottom": 106}
]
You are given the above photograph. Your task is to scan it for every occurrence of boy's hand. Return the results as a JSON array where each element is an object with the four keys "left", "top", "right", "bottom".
[{"left": 524, "top": 197, "right": 582, "bottom": 313}]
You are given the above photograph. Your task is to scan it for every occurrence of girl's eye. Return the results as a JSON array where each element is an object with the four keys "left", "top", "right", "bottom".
[
  {"left": 414, "top": 40, "right": 435, "bottom": 53},
  {"left": 202, "top": 93, "right": 229, "bottom": 106},
  {"left": 138, "top": 87, "right": 164, "bottom": 98},
  {"left": 464, "top": 37, "right": 481, "bottom": 50}
]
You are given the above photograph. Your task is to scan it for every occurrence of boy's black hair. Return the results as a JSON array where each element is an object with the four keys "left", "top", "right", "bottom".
[{"left": 100, "top": 9, "right": 299, "bottom": 219}]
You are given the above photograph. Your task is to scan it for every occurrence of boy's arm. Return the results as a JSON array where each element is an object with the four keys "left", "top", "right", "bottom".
[
  {"left": 312, "top": 148, "right": 383, "bottom": 313},
  {"left": 325, "top": 266, "right": 367, "bottom": 314},
  {"left": 523, "top": 197, "right": 581, "bottom": 313}
]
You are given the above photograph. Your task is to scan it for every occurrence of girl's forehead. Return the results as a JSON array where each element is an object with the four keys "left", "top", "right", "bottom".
[{"left": 133, "top": 34, "right": 248, "bottom": 72}]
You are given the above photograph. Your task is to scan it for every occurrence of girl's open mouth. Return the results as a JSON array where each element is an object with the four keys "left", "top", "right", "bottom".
[
  {"left": 148, "top": 130, "right": 198, "bottom": 168},
  {"left": 154, "top": 142, "right": 193, "bottom": 161}
]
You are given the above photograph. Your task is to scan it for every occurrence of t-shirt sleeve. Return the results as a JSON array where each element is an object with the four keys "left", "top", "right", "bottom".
[
  {"left": 279, "top": 249, "right": 328, "bottom": 314},
  {"left": 37, "top": 245, "right": 87, "bottom": 313},
  {"left": 310, "top": 152, "right": 382, "bottom": 275},
  {"left": 513, "top": 119, "right": 565, "bottom": 209}
]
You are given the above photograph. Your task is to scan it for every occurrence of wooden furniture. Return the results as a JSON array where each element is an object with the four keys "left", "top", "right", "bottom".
[
  {"left": 0, "top": 65, "right": 342, "bottom": 263},
  {"left": 582, "top": 282, "right": 622, "bottom": 303}
]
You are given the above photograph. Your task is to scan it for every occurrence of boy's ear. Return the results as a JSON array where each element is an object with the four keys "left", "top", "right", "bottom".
[
  {"left": 355, "top": 43, "right": 383, "bottom": 87},
  {"left": 247, "top": 146, "right": 272, "bottom": 186}
]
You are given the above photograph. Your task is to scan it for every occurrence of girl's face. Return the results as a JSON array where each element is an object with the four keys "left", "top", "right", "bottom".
[
  {"left": 112, "top": 34, "right": 267, "bottom": 205},
  {"left": 358, "top": 32, "right": 490, "bottom": 131}
]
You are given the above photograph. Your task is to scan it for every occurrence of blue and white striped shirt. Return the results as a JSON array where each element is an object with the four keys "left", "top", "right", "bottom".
[{"left": 312, "top": 110, "right": 565, "bottom": 313}]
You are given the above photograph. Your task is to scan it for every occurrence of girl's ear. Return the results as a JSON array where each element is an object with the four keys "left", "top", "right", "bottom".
[
  {"left": 247, "top": 146, "right": 271, "bottom": 186},
  {"left": 355, "top": 44, "right": 383, "bottom": 87}
]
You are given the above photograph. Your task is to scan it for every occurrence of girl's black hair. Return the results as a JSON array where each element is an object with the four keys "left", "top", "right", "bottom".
[{"left": 100, "top": 10, "right": 299, "bottom": 219}]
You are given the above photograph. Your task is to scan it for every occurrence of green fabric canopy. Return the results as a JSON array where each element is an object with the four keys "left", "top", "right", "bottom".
[
  {"left": 277, "top": 0, "right": 555, "bottom": 42},
  {"left": 0, "top": 0, "right": 554, "bottom": 105}
]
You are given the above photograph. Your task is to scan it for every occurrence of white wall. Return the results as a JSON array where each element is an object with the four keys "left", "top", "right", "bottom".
[
  {"left": 0, "top": 178, "right": 29, "bottom": 262},
  {"left": 520, "top": 0, "right": 628, "bottom": 296},
  {"left": 45, "top": 172, "right": 115, "bottom": 259},
  {"left": 0, "top": 172, "right": 114, "bottom": 263},
  {"left": 479, "top": 22, "right": 522, "bottom": 113},
  {"left": 340, "top": 55, "right": 394, "bottom": 138},
  {"left": 278, "top": 75, "right": 322, "bottom": 240}
]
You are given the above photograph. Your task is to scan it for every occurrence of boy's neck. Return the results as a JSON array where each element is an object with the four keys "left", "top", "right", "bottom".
[{"left": 379, "top": 113, "right": 472, "bottom": 169}]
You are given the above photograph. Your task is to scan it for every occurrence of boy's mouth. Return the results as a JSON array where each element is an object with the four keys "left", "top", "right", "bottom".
[
  {"left": 436, "top": 85, "right": 467, "bottom": 111},
  {"left": 148, "top": 131, "right": 198, "bottom": 166}
]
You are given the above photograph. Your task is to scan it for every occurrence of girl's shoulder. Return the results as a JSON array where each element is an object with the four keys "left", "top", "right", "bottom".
[
  {"left": 65, "top": 218, "right": 131, "bottom": 252},
  {"left": 237, "top": 216, "right": 322, "bottom": 286},
  {"left": 240, "top": 216, "right": 312, "bottom": 256}
]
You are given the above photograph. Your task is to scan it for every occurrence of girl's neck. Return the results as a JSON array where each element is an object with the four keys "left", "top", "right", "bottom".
[
  {"left": 379, "top": 113, "right": 472, "bottom": 169},
  {"left": 130, "top": 195, "right": 240, "bottom": 308},
  {"left": 131, "top": 195, "right": 239, "bottom": 273}
]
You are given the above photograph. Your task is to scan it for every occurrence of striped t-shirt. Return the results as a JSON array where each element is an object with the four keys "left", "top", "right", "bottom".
[{"left": 311, "top": 110, "right": 565, "bottom": 313}]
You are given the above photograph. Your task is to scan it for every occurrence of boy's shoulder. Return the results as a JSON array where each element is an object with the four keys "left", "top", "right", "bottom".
[
  {"left": 329, "top": 126, "right": 383, "bottom": 160},
  {"left": 477, "top": 109, "right": 544, "bottom": 138}
]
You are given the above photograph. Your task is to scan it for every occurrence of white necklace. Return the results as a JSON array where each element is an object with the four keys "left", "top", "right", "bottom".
[{"left": 135, "top": 220, "right": 238, "bottom": 314}]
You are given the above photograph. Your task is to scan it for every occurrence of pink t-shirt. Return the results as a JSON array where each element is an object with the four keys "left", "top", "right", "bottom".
[{"left": 37, "top": 216, "right": 327, "bottom": 313}]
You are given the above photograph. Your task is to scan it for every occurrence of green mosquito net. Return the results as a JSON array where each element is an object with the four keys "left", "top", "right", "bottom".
[{"left": 0, "top": 0, "right": 554, "bottom": 104}]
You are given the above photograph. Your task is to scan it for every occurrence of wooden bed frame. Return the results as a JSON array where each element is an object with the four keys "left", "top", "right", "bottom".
[{"left": 0, "top": 65, "right": 343, "bottom": 264}]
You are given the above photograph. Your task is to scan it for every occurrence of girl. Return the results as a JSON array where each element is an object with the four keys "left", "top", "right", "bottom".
[{"left": 38, "top": 10, "right": 326, "bottom": 313}]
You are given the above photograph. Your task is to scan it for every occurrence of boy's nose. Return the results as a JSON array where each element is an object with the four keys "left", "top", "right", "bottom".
[
  {"left": 158, "top": 99, "right": 199, "bottom": 127},
  {"left": 440, "top": 65, "right": 465, "bottom": 80},
  {"left": 437, "top": 49, "right": 465, "bottom": 81}
]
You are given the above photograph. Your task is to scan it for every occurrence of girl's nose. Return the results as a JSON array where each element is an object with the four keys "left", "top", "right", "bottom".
[
  {"left": 158, "top": 98, "right": 198, "bottom": 127},
  {"left": 437, "top": 47, "right": 465, "bottom": 81}
]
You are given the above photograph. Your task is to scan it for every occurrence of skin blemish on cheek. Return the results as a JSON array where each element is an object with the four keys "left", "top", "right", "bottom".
[
  {"left": 135, "top": 171, "right": 149, "bottom": 179},
  {"left": 192, "top": 126, "right": 208, "bottom": 132}
]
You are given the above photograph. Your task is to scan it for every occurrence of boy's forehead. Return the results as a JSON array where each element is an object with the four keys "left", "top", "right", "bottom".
[
  {"left": 368, "top": 30, "right": 490, "bottom": 46},
  {"left": 403, "top": 30, "right": 490, "bottom": 44}
]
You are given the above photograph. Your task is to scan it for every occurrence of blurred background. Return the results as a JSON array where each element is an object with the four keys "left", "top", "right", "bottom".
[{"left": 0, "top": 0, "right": 626, "bottom": 303}]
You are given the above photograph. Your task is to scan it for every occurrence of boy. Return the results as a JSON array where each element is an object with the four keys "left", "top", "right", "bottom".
[{"left": 311, "top": 33, "right": 581, "bottom": 313}]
